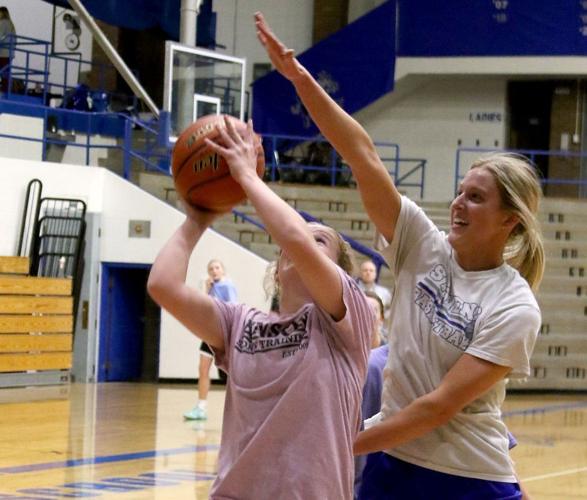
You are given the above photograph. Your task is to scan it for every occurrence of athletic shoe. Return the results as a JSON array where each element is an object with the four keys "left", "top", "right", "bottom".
[{"left": 184, "top": 406, "right": 207, "bottom": 420}]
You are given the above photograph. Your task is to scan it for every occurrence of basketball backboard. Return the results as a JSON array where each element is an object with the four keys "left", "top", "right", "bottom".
[
  {"left": 163, "top": 41, "right": 246, "bottom": 140},
  {"left": 193, "top": 93, "right": 221, "bottom": 121}
]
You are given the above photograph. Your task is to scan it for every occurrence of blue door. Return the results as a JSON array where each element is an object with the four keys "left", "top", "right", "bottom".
[{"left": 99, "top": 263, "right": 153, "bottom": 382}]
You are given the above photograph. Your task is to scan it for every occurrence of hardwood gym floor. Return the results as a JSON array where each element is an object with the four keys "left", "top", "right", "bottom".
[{"left": 0, "top": 383, "right": 585, "bottom": 499}]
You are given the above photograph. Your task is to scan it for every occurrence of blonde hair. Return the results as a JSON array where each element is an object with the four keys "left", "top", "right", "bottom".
[
  {"left": 263, "top": 260, "right": 278, "bottom": 301},
  {"left": 263, "top": 223, "right": 356, "bottom": 300},
  {"left": 207, "top": 259, "right": 225, "bottom": 271},
  {"left": 470, "top": 153, "right": 545, "bottom": 291},
  {"left": 308, "top": 223, "right": 356, "bottom": 275}
]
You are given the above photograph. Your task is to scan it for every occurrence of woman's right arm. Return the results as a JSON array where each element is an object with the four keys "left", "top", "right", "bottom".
[
  {"left": 255, "top": 12, "right": 401, "bottom": 243},
  {"left": 353, "top": 353, "right": 511, "bottom": 455},
  {"left": 147, "top": 208, "right": 225, "bottom": 349}
]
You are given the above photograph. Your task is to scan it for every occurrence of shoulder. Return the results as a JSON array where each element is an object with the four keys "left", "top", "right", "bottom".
[
  {"left": 476, "top": 272, "right": 540, "bottom": 337},
  {"left": 498, "top": 266, "right": 540, "bottom": 310},
  {"left": 393, "top": 196, "right": 447, "bottom": 251},
  {"left": 399, "top": 196, "right": 440, "bottom": 224},
  {"left": 471, "top": 268, "right": 540, "bottom": 329}
]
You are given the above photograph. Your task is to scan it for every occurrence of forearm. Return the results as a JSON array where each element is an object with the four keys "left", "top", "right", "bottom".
[
  {"left": 292, "top": 70, "right": 378, "bottom": 172},
  {"left": 354, "top": 394, "right": 453, "bottom": 455},
  {"left": 254, "top": 12, "right": 399, "bottom": 239},
  {"left": 355, "top": 355, "right": 511, "bottom": 455},
  {"left": 239, "top": 172, "right": 311, "bottom": 252},
  {"left": 292, "top": 70, "right": 400, "bottom": 239},
  {"left": 148, "top": 218, "right": 205, "bottom": 301}
]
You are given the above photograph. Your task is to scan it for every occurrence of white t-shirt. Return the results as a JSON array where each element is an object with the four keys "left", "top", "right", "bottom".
[{"left": 378, "top": 196, "right": 540, "bottom": 482}]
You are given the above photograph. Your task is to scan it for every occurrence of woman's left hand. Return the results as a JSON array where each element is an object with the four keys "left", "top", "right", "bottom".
[
  {"left": 254, "top": 12, "right": 305, "bottom": 82},
  {"left": 204, "top": 116, "right": 259, "bottom": 186}
]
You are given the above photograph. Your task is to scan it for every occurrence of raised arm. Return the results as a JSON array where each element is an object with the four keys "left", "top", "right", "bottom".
[
  {"left": 147, "top": 207, "right": 225, "bottom": 349},
  {"left": 254, "top": 12, "right": 401, "bottom": 243},
  {"left": 206, "top": 117, "right": 346, "bottom": 320}
]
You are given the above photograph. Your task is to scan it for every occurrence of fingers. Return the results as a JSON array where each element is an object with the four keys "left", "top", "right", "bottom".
[
  {"left": 223, "top": 115, "right": 244, "bottom": 145},
  {"left": 256, "top": 30, "right": 267, "bottom": 46},
  {"left": 204, "top": 136, "right": 229, "bottom": 157},
  {"left": 205, "top": 117, "right": 254, "bottom": 157},
  {"left": 224, "top": 115, "right": 255, "bottom": 149},
  {"left": 206, "top": 117, "right": 237, "bottom": 154},
  {"left": 246, "top": 119, "right": 256, "bottom": 146},
  {"left": 254, "top": 12, "right": 267, "bottom": 34},
  {"left": 254, "top": 12, "right": 285, "bottom": 53},
  {"left": 254, "top": 13, "right": 267, "bottom": 45}
]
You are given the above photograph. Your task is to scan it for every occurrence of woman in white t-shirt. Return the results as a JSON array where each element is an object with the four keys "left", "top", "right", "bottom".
[
  {"left": 148, "top": 116, "right": 373, "bottom": 499},
  {"left": 255, "top": 12, "right": 543, "bottom": 500}
]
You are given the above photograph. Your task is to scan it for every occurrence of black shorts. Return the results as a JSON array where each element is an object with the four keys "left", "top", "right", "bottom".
[
  {"left": 199, "top": 342, "right": 227, "bottom": 382},
  {"left": 199, "top": 341, "right": 213, "bottom": 357}
]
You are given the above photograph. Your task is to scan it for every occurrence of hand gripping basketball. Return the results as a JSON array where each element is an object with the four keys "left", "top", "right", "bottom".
[{"left": 171, "top": 114, "right": 265, "bottom": 212}]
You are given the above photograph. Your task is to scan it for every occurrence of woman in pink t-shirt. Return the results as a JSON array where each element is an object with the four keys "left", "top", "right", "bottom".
[{"left": 148, "top": 117, "right": 374, "bottom": 499}]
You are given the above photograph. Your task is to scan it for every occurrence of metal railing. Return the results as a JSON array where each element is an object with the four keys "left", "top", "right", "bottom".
[
  {"left": 0, "top": 34, "right": 49, "bottom": 100},
  {"left": 298, "top": 210, "right": 388, "bottom": 279},
  {"left": 18, "top": 178, "right": 87, "bottom": 330},
  {"left": 121, "top": 113, "right": 171, "bottom": 178},
  {"left": 0, "top": 34, "right": 138, "bottom": 112},
  {"left": 395, "top": 158, "right": 427, "bottom": 198},
  {"left": 261, "top": 133, "right": 426, "bottom": 195},
  {"left": 0, "top": 98, "right": 170, "bottom": 179},
  {"left": 232, "top": 208, "right": 388, "bottom": 280},
  {"left": 455, "top": 147, "right": 587, "bottom": 197},
  {"left": 17, "top": 178, "right": 42, "bottom": 264},
  {"left": 0, "top": 92, "right": 427, "bottom": 194}
]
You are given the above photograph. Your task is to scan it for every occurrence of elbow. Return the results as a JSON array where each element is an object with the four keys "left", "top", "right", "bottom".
[
  {"left": 354, "top": 129, "right": 378, "bottom": 160},
  {"left": 147, "top": 272, "right": 169, "bottom": 307}
]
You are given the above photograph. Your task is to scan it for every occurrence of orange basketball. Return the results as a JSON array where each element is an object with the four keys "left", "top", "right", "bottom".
[{"left": 171, "top": 114, "right": 265, "bottom": 212}]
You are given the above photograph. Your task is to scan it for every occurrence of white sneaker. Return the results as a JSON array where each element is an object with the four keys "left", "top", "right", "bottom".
[{"left": 184, "top": 406, "right": 207, "bottom": 420}]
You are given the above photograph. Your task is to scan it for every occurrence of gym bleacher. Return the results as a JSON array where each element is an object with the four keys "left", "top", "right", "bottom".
[
  {"left": 0, "top": 0, "right": 586, "bottom": 393},
  {"left": 209, "top": 184, "right": 587, "bottom": 392}
]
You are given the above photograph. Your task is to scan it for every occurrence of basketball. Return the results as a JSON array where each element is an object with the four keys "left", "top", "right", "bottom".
[{"left": 171, "top": 114, "right": 265, "bottom": 212}]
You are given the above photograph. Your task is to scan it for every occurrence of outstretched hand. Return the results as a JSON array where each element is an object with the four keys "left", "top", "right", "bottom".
[
  {"left": 204, "top": 116, "right": 259, "bottom": 186},
  {"left": 254, "top": 12, "right": 305, "bottom": 82}
]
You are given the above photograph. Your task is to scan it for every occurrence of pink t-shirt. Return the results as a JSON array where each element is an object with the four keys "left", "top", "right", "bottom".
[{"left": 209, "top": 268, "right": 373, "bottom": 499}]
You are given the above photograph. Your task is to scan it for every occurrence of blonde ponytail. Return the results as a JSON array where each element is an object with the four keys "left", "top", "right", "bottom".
[{"left": 471, "top": 153, "right": 545, "bottom": 291}]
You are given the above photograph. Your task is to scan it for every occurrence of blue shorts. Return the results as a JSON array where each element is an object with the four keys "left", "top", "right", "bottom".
[{"left": 358, "top": 452, "right": 522, "bottom": 500}]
